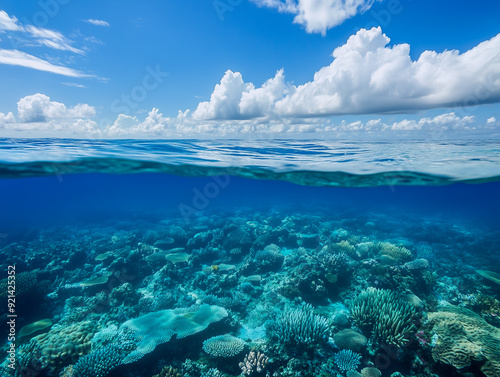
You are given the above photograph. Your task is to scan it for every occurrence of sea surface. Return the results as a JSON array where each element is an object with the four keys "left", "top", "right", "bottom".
[{"left": 1, "top": 138, "right": 500, "bottom": 377}]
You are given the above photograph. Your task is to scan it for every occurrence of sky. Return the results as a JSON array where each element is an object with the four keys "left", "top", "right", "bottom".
[{"left": 0, "top": 0, "right": 499, "bottom": 139}]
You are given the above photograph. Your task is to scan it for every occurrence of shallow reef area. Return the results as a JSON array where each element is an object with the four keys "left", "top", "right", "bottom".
[{"left": 1, "top": 206, "right": 500, "bottom": 377}]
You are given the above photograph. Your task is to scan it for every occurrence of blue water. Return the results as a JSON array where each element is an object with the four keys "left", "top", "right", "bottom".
[{"left": 1, "top": 138, "right": 500, "bottom": 377}]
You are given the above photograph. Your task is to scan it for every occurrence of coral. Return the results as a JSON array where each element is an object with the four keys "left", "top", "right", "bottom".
[
  {"left": 427, "top": 305, "right": 500, "bottom": 377},
  {"left": 477, "top": 269, "right": 500, "bottom": 285},
  {"left": 118, "top": 304, "right": 228, "bottom": 363},
  {"left": 331, "top": 240, "right": 357, "bottom": 259},
  {"left": 332, "top": 329, "right": 367, "bottom": 353},
  {"left": 403, "top": 258, "right": 429, "bottom": 270},
  {"left": 275, "top": 303, "right": 330, "bottom": 344},
  {"left": 152, "top": 365, "right": 182, "bottom": 377},
  {"left": 203, "top": 334, "right": 246, "bottom": 357},
  {"left": 333, "top": 349, "right": 362, "bottom": 372},
  {"left": 360, "top": 367, "right": 382, "bottom": 377},
  {"left": 63, "top": 344, "right": 125, "bottom": 377},
  {"left": 377, "top": 242, "right": 412, "bottom": 262},
  {"left": 18, "top": 318, "right": 52, "bottom": 338},
  {"left": 202, "top": 368, "right": 224, "bottom": 377},
  {"left": 34, "top": 321, "right": 94, "bottom": 366},
  {"left": 0, "top": 269, "right": 40, "bottom": 298},
  {"left": 12, "top": 339, "right": 46, "bottom": 377},
  {"left": 350, "top": 288, "right": 417, "bottom": 346},
  {"left": 254, "top": 243, "right": 284, "bottom": 272},
  {"left": 239, "top": 350, "right": 269, "bottom": 375}
]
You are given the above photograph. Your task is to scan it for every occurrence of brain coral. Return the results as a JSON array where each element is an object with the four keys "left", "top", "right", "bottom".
[
  {"left": 202, "top": 334, "right": 246, "bottom": 357},
  {"left": 428, "top": 305, "right": 500, "bottom": 377}
]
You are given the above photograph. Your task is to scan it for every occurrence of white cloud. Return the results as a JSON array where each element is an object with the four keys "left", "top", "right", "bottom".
[
  {"left": 0, "top": 10, "right": 22, "bottom": 32},
  {"left": 0, "top": 10, "right": 93, "bottom": 77},
  {"left": 17, "top": 93, "right": 95, "bottom": 122},
  {"left": 194, "top": 28, "right": 500, "bottom": 120},
  {"left": 487, "top": 116, "right": 496, "bottom": 124},
  {"left": 25, "top": 25, "right": 84, "bottom": 54},
  {"left": 0, "top": 111, "right": 16, "bottom": 124},
  {"left": 85, "top": 19, "right": 110, "bottom": 27},
  {"left": 193, "top": 69, "right": 288, "bottom": 120},
  {"left": 251, "top": 0, "right": 381, "bottom": 35},
  {"left": 0, "top": 49, "right": 90, "bottom": 77}
]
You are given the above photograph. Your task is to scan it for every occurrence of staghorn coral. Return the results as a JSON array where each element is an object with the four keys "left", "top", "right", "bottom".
[
  {"left": 275, "top": 303, "right": 330, "bottom": 344},
  {"left": 203, "top": 334, "right": 246, "bottom": 357},
  {"left": 239, "top": 350, "right": 269, "bottom": 375},
  {"left": 427, "top": 305, "right": 500, "bottom": 377},
  {"left": 350, "top": 288, "right": 417, "bottom": 346},
  {"left": 333, "top": 349, "right": 362, "bottom": 372}
]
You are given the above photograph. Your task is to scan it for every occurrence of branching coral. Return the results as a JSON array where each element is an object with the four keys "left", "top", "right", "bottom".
[
  {"left": 350, "top": 288, "right": 417, "bottom": 346},
  {"left": 239, "top": 350, "right": 269, "bottom": 375},
  {"left": 275, "top": 303, "right": 330, "bottom": 344}
]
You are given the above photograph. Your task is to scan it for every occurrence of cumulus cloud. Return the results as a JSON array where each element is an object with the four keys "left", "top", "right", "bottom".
[
  {"left": 193, "top": 69, "right": 288, "bottom": 120},
  {"left": 0, "top": 111, "right": 16, "bottom": 124},
  {"left": 17, "top": 93, "right": 95, "bottom": 122},
  {"left": 251, "top": 0, "right": 381, "bottom": 35},
  {"left": 193, "top": 28, "right": 500, "bottom": 120},
  {"left": 85, "top": 19, "right": 110, "bottom": 27},
  {"left": 0, "top": 92, "right": 495, "bottom": 138}
]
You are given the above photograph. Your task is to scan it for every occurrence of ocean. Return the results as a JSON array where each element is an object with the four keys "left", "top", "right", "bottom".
[{"left": 1, "top": 138, "right": 500, "bottom": 377}]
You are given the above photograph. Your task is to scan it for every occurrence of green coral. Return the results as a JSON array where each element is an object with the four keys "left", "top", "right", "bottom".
[{"left": 350, "top": 288, "right": 417, "bottom": 346}]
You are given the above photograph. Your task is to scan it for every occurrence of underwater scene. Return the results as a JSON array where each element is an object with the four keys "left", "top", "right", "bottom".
[{"left": 1, "top": 138, "right": 500, "bottom": 377}]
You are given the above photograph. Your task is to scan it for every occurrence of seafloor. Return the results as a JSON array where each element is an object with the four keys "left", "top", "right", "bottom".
[{"left": 1, "top": 204, "right": 500, "bottom": 377}]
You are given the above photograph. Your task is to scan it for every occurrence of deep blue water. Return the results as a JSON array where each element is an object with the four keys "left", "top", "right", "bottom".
[{"left": 1, "top": 138, "right": 500, "bottom": 377}]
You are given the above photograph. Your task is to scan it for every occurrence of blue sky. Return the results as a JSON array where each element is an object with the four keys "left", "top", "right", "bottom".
[{"left": 0, "top": 0, "right": 499, "bottom": 138}]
